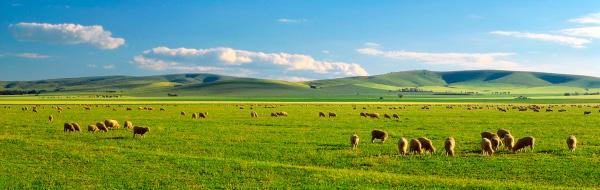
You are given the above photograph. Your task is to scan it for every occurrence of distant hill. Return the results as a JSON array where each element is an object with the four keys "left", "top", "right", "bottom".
[{"left": 2, "top": 70, "right": 600, "bottom": 97}]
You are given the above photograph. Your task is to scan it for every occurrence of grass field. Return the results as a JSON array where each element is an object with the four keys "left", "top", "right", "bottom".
[{"left": 1, "top": 100, "right": 600, "bottom": 189}]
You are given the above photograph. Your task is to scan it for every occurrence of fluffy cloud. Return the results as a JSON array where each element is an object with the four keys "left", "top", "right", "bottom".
[
  {"left": 569, "top": 12, "right": 600, "bottom": 24},
  {"left": 9, "top": 22, "right": 125, "bottom": 49},
  {"left": 277, "top": 18, "right": 307, "bottom": 23},
  {"left": 491, "top": 31, "right": 590, "bottom": 48},
  {"left": 133, "top": 47, "right": 368, "bottom": 79},
  {"left": 562, "top": 26, "right": 600, "bottom": 39},
  {"left": 357, "top": 46, "right": 519, "bottom": 70}
]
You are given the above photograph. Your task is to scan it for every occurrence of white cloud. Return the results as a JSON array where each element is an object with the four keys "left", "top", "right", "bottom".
[
  {"left": 277, "top": 18, "right": 307, "bottom": 23},
  {"left": 357, "top": 46, "right": 519, "bottom": 70},
  {"left": 569, "top": 12, "right": 600, "bottom": 24},
  {"left": 87, "top": 64, "right": 97, "bottom": 68},
  {"left": 0, "top": 52, "right": 50, "bottom": 59},
  {"left": 491, "top": 31, "right": 590, "bottom": 48},
  {"left": 364, "top": 42, "right": 381, "bottom": 47},
  {"left": 321, "top": 50, "right": 330, "bottom": 54},
  {"left": 9, "top": 22, "right": 125, "bottom": 49},
  {"left": 102, "top": 64, "right": 115, "bottom": 69},
  {"left": 15, "top": 53, "right": 50, "bottom": 59},
  {"left": 562, "top": 26, "right": 600, "bottom": 39},
  {"left": 134, "top": 47, "right": 368, "bottom": 79}
]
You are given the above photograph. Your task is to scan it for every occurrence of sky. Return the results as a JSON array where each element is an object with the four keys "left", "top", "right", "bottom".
[{"left": 3, "top": 0, "right": 600, "bottom": 81}]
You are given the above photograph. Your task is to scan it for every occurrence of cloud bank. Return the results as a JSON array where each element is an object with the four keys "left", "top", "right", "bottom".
[
  {"left": 133, "top": 47, "right": 368, "bottom": 80},
  {"left": 9, "top": 22, "right": 125, "bottom": 49}
]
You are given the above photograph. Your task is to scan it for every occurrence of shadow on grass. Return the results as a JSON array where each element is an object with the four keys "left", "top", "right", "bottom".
[{"left": 104, "top": 136, "right": 126, "bottom": 140}]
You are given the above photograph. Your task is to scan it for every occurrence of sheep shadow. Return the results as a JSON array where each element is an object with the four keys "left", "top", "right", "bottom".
[
  {"left": 316, "top": 143, "right": 346, "bottom": 151},
  {"left": 103, "top": 136, "right": 126, "bottom": 140}
]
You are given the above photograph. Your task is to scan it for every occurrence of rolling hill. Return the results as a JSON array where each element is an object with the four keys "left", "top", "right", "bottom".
[{"left": 2, "top": 70, "right": 600, "bottom": 97}]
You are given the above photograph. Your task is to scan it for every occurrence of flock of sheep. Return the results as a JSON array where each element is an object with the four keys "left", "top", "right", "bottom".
[
  {"left": 349, "top": 128, "right": 577, "bottom": 156},
  {"left": 58, "top": 117, "right": 149, "bottom": 138}
]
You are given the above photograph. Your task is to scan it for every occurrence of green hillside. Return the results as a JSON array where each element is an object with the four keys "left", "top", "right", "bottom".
[{"left": 2, "top": 70, "right": 600, "bottom": 97}]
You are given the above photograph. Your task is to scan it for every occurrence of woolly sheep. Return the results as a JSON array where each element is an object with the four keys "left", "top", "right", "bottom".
[
  {"left": 418, "top": 137, "right": 436, "bottom": 153},
  {"left": 409, "top": 139, "right": 423, "bottom": 154},
  {"left": 445, "top": 137, "right": 455, "bottom": 156},
  {"left": 48, "top": 115, "right": 54, "bottom": 123},
  {"left": 567, "top": 135, "right": 577, "bottom": 151},
  {"left": 192, "top": 113, "right": 197, "bottom": 119},
  {"left": 133, "top": 126, "right": 149, "bottom": 137},
  {"left": 71, "top": 123, "right": 81, "bottom": 132},
  {"left": 251, "top": 111, "right": 258, "bottom": 118},
  {"left": 392, "top": 113, "right": 400, "bottom": 119},
  {"left": 88, "top": 125, "right": 98, "bottom": 133},
  {"left": 497, "top": 129, "right": 511, "bottom": 140},
  {"left": 350, "top": 133, "right": 360, "bottom": 150},
  {"left": 481, "top": 138, "right": 494, "bottom": 156},
  {"left": 384, "top": 114, "right": 391, "bottom": 119},
  {"left": 328, "top": 112, "right": 337, "bottom": 118},
  {"left": 512, "top": 136, "right": 535, "bottom": 152},
  {"left": 181, "top": 111, "right": 186, "bottom": 116},
  {"left": 104, "top": 119, "right": 120, "bottom": 129},
  {"left": 503, "top": 133, "right": 515, "bottom": 150},
  {"left": 370, "top": 129, "right": 388, "bottom": 143},
  {"left": 397, "top": 137, "right": 408, "bottom": 155},
  {"left": 490, "top": 135, "right": 501, "bottom": 151},
  {"left": 96, "top": 122, "right": 108, "bottom": 132},
  {"left": 124, "top": 120, "right": 133, "bottom": 129},
  {"left": 319, "top": 112, "right": 326, "bottom": 117},
  {"left": 271, "top": 112, "right": 278, "bottom": 117},
  {"left": 199, "top": 112, "right": 208, "bottom": 118},
  {"left": 64, "top": 123, "right": 75, "bottom": 132}
]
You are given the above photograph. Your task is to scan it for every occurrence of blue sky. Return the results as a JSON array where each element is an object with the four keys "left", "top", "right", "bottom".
[{"left": 3, "top": 1, "right": 600, "bottom": 81}]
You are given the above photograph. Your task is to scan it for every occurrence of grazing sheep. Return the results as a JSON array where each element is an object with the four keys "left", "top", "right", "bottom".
[
  {"left": 481, "top": 138, "right": 494, "bottom": 156},
  {"left": 271, "top": 112, "right": 278, "bottom": 117},
  {"left": 48, "top": 115, "right": 54, "bottom": 123},
  {"left": 384, "top": 114, "right": 391, "bottom": 119},
  {"left": 392, "top": 113, "right": 400, "bottom": 119},
  {"left": 369, "top": 113, "right": 380, "bottom": 119},
  {"left": 350, "top": 133, "right": 360, "bottom": 150},
  {"left": 124, "top": 121, "right": 133, "bottom": 129},
  {"left": 445, "top": 137, "right": 455, "bottom": 156},
  {"left": 497, "top": 129, "right": 511, "bottom": 140},
  {"left": 160, "top": 108, "right": 165, "bottom": 111},
  {"left": 96, "top": 122, "right": 108, "bottom": 132},
  {"left": 370, "top": 129, "right": 388, "bottom": 143},
  {"left": 199, "top": 112, "right": 208, "bottom": 118},
  {"left": 567, "top": 135, "right": 577, "bottom": 151},
  {"left": 584, "top": 111, "right": 592, "bottom": 115},
  {"left": 192, "top": 113, "right": 197, "bottom": 119},
  {"left": 319, "top": 112, "right": 326, "bottom": 117},
  {"left": 71, "top": 123, "right": 81, "bottom": 132},
  {"left": 133, "top": 126, "right": 149, "bottom": 138},
  {"left": 181, "top": 111, "right": 186, "bottom": 116},
  {"left": 513, "top": 136, "right": 535, "bottom": 152},
  {"left": 480, "top": 131, "right": 497, "bottom": 139},
  {"left": 64, "top": 123, "right": 75, "bottom": 132},
  {"left": 88, "top": 125, "right": 98, "bottom": 133},
  {"left": 360, "top": 112, "right": 367, "bottom": 117},
  {"left": 126, "top": 108, "right": 132, "bottom": 111},
  {"left": 409, "top": 139, "right": 423, "bottom": 154},
  {"left": 418, "top": 137, "right": 436, "bottom": 153},
  {"left": 490, "top": 135, "right": 501, "bottom": 151},
  {"left": 503, "top": 134, "right": 515, "bottom": 150},
  {"left": 276, "top": 112, "right": 288, "bottom": 117},
  {"left": 251, "top": 111, "right": 258, "bottom": 118},
  {"left": 104, "top": 119, "right": 120, "bottom": 129},
  {"left": 397, "top": 137, "right": 408, "bottom": 155},
  {"left": 328, "top": 112, "right": 337, "bottom": 118}
]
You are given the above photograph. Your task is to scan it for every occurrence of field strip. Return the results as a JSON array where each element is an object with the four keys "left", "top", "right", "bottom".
[{"left": 1, "top": 100, "right": 600, "bottom": 105}]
